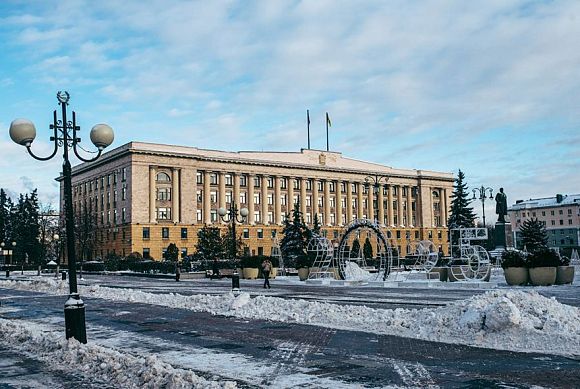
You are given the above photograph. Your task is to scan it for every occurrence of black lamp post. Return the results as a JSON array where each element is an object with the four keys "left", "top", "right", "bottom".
[
  {"left": 9, "top": 91, "right": 114, "bottom": 343},
  {"left": 364, "top": 174, "right": 389, "bottom": 224},
  {"left": 472, "top": 186, "right": 493, "bottom": 227},
  {"left": 217, "top": 203, "right": 249, "bottom": 293}
]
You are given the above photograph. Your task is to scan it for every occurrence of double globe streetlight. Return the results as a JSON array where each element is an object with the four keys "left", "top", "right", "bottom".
[
  {"left": 472, "top": 186, "right": 494, "bottom": 228},
  {"left": 364, "top": 174, "right": 389, "bottom": 224},
  {"left": 217, "top": 203, "right": 249, "bottom": 293},
  {"left": 9, "top": 91, "right": 114, "bottom": 343}
]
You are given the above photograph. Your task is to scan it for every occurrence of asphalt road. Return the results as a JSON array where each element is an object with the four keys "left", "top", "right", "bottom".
[{"left": 1, "top": 276, "right": 579, "bottom": 388}]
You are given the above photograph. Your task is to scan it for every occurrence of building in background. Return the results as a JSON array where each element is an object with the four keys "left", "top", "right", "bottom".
[
  {"left": 61, "top": 142, "right": 454, "bottom": 261},
  {"left": 508, "top": 194, "right": 580, "bottom": 256}
]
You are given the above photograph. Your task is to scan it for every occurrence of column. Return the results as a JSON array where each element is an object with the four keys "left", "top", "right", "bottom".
[
  {"left": 407, "top": 185, "right": 413, "bottom": 227},
  {"left": 233, "top": 173, "right": 240, "bottom": 207},
  {"left": 324, "top": 180, "right": 330, "bottom": 226},
  {"left": 274, "top": 176, "right": 281, "bottom": 225},
  {"left": 346, "top": 181, "right": 353, "bottom": 223},
  {"left": 248, "top": 174, "right": 255, "bottom": 225},
  {"left": 300, "top": 178, "right": 307, "bottom": 218},
  {"left": 357, "top": 182, "right": 364, "bottom": 219},
  {"left": 378, "top": 184, "right": 385, "bottom": 226},
  {"left": 336, "top": 180, "right": 343, "bottom": 226},
  {"left": 288, "top": 177, "right": 295, "bottom": 213},
  {"left": 397, "top": 185, "right": 403, "bottom": 227},
  {"left": 172, "top": 168, "right": 180, "bottom": 223},
  {"left": 368, "top": 185, "right": 375, "bottom": 222},
  {"left": 312, "top": 179, "right": 319, "bottom": 219},
  {"left": 203, "top": 171, "right": 211, "bottom": 224},
  {"left": 387, "top": 185, "right": 394, "bottom": 226},
  {"left": 218, "top": 171, "right": 226, "bottom": 216},
  {"left": 149, "top": 166, "right": 156, "bottom": 223},
  {"left": 261, "top": 175, "right": 268, "bottom": 225}
]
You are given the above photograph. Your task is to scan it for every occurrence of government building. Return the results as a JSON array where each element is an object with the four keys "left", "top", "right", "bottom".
[{"left": 65, "top": 142, "right": 454, "bottom": 260}]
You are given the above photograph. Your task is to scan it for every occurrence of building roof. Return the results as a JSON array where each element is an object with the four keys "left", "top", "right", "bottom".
[
  {"left": 509, "top": 194, "right": 580, "bottom": 210},
  {"left": 70, "top": 141, "right": 454, "bottom": 181}
]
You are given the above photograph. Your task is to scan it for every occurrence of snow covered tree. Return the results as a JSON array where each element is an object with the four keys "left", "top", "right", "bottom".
[
  {"left": 447, "top": 170, "right": 476, "bottom": 228},
  {"left": 363, "top": 237, "right": 373, "bottom": 259},
  {"left": 280, "top": 203, "right": 309, "bottom": 264},
  {"left": 520, "top": 218, "right": 548, "bottom": 253}
]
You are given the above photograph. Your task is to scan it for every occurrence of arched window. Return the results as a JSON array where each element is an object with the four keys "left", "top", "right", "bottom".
[
  {"left": 432, "top": 191, "right": 439, "bottom": 198},
  {"left": 156, "top": 172, "right": 171, "bottom": 182}
]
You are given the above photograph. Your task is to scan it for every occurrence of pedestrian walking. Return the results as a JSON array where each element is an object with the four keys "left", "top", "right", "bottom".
[
  {"left": 175, "top": 264, "right": 181, "bottom": 282},
  {"left": 261, "top": 258, "right": 272, "bottom": 289}
]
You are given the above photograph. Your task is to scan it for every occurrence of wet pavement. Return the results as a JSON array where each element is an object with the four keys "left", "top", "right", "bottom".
[{"left": 1, "top": 278, "right": 580, "bottom": 388}]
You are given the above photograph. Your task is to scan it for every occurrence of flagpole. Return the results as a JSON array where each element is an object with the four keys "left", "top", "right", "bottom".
[
  {"left": 326, "top": 112, "right": 329, "bottom": 151},
  {"left": 307, "top": 109, "right": 311, "bottom": 149}
]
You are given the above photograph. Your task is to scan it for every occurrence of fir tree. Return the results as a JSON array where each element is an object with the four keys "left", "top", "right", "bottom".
[
  {"left": 280, "top": 203, "right": 310, "bottom": 263},
  {"left": 520, "top": 218, "right": 548, "bottom": 253},
  {"left": 195, "top": 226, "right": 224, "bottom": 262},
  {"left": 0, "top": 189, "right": 14, "bottom": 244},
  {"left": 165, "top": 243, "right": 179, "bottom": 261},
  {"left": 312, "top": 213, "right": 321, "bottom": 236},
  {"left": 447, "top": 170, "right": 476, "bottom": 228},
  {"left": 350, "top": 239, "right": 361, "bottom": 258},
  {"left": 363, "top": 237, "right": 373, "bottom": 259},
  {"left": 222, "top": 224, "right": 246, "bottom": 258}
]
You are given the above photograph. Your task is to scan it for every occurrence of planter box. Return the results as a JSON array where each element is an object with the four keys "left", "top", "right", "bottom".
[
  {"left": 243, "top": 268, "right": 259, "bottom": 279},
  {"left": 529, "top": 267, "right": 557, "bottom": 286},
  {"left": 556, "top": 266, "right": 575, "bottom": 285},
  {"left": 503, "top": 267, "right": 528, "bottom": 286},
  {"left": 297, "top": 267, "right": 309, "bottom": 281}
]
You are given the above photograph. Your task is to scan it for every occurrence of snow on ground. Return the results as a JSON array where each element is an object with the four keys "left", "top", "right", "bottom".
[
  {"left": 0, "top": 317, "right": 235, "bottom": 389},
  {"left": 1, "top": 278, "right": 579, "bottom": 357}
]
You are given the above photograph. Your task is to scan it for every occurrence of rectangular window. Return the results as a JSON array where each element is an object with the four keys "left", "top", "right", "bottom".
[
  {"left": 560, "top": 219, "right": 564, "bottom": 225},
  {"left": 330, "top": 214, "right": 335, "bottom": 224},
  {"left": 341, "top": 198, "right": 346, "bottom": 208},
  {"left": 254, "top": 211, "right": 260, "bottom": 223},
  {"left": 317, "top": 181, "right": 323, "bottom": 191},
  {"left": 267, "top": 193, "right": 274, "bottom": 205},
  {"left": 243, "top": 229, "right": 249, "bottom": 239},
  {"left": 225, "top": 174, "right": 233, "bottom": 186},
  {"left": 107, "top": 174, "right": 111, "bottom": 186},
  {"left": 197, "top": 209, "right": 202, "bottom": 222},
  {"left": 330, "top": 197, "right": 335, "bottom": 207},
  {"left": 113, "top": 209, "right": 118, "bottom": 224},
  {"left": 341, "top": 182, "right": 347, "bottom": 192},
  {"left": 280, "top": 178, "right": 287, "bottom": 189},
  {"left": 318, "top": 197, "right": 324, "bottom": 207},
  {"left": 568, "top": 209, "right": 572, "bottom": 215},
  {"left": 254, "top": 193, "right": 260, "bottom": 204},
  {"left": 559, "top": 209, "right": 563, "bottom": 215},
  {"left": 569, "top": 219, "right": 573, "bottom": 225},
  {"left": 143, "top": 227, "right": 150, "bottom": 239},
  {"left": 267, "top": 177, "right": 274, "bottom": 188},
  {"left": 306, "top": 213, "right": 312, "bottom": 223},
  {"left": 240, "top": 175, "right": 247, "bottom": 187},
  {"left": 551, "top": 220, "right": 555, "bottom": 225},
  {"left": 162, "top": 227, "right": 169, "bottom": 239},
  {"left": 143, "top": 248, "right": 150, "bottom": 259},
  {"left": 396, "top": 230, "right": 401, "bottom": 239},
  {"left": 210, "top": 173, "right": 218, "bottom": 185},
  {"left": 254, "top": 176, "right": 261, "bottom": 188},
  {"left": 268, "top": 212, "right": 274, "bottom": 223},
  {"left": 113, "top": 172, "right": 117, "bottom": 185},
  {"left": 122, "top": 187, "right": 127, "bottom": 201},
  {"left": 306, "top": 180, "right": 312, "bottom": 190},
  {"left": 196, "top": 172, "right": 203, "bottom": 184},
  {"left": 293, "top": 194, "right": 299, "bottom": 205},
  {"left": 306, "top": 196, "right": 312, "bottom": 206},
  {"left": 329, "top": 182, "right": 335, "bottom": 192},
  {"left": 225, "top": 191, "right": 233, "bottom": 204},
  {"left": 280, "top": 194, "right": 287, "bottom": 205},
  {"left": 211, "top": 210, "right": 218, "bottom": 222},
  {"left": 551, "top": 210, "right": 555, "bottom": 216},
  {"left": 122, "top": 208, "right": 126, "bottom": 222},
  {"left": 240, "top": 192, "right": 247, "bottom": 204},
  {"left": 352, "top": 183, "right": 357, "bottom": 193},
  {"left": 181, "top": 228, "right": 188, "bottom": 239},
  {"left": 542, "top": 211, "right": 546, "bottom": 216},
  {"left": 157, "top": 187, "right": 171, "bottom": 201},
  {"left": 257, "top": 229, "right": 264, "bottom": 239},
  {"left": 210, "top": 191, "right": 218, "bottom": 203},
  {"left": 122, "top": 168, "right": 127, "bottom": 181},
  {"left": 157, "top": 207, "right": 171, "bottom": 220},
  {"left": 294, "top": 179, "right": 300, "bottom": 190},
  {"left": 271, "top": 229, "right": 277, "bottom": 238},
  {"left": 258, "top": 247, "right": 264, "bottom": 256}
]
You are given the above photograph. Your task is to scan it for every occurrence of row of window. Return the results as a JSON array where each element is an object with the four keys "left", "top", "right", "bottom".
[
  {"left": 74, "top": 168, "right": 127, "bottom": 195},
  {"left": 515, "top": 208, "right": 576, "bottom": 217},
  {"left": 517, "top": 218, "right": 575, "bottom": 226}
]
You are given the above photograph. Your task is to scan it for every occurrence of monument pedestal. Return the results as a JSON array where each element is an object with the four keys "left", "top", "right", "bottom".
[{"left": 494, "top": 222, "right": 513, "bottom": 250}]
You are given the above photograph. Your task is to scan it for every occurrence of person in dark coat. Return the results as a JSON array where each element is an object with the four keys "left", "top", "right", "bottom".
[{"left": 261, "top": 258, "right": 272, "bottom": 289}]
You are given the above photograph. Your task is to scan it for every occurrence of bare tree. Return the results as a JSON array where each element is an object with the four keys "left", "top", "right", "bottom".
[{"left": 74, "top": 201, "right": 97, "bottom": 278}]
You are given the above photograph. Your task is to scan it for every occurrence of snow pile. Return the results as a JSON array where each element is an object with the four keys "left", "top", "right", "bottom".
[
  {"left": 0, "top": 317, "right": 235, "bottom": 389},
  {"left": 2, "top": 278, "right": 579, "bottom": 356},
  {"left": 343, "top": 261, "right": 372, "bottom": 281}
]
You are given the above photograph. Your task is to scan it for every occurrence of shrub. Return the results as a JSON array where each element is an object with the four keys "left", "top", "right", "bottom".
[
  {"left": 240, "top": 256, "right": 261, "bottom": 268},
  {"left": 501, "top": 250, "right": 527, "bottom": 269},
  {"left": 526, "top": 248, "right": 560, "bottom": 268},
  {"left": 295, "top": 255, "right": 313, "bottom": 269}
]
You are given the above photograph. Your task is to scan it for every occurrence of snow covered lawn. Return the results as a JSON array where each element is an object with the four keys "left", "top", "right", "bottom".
[{"left": 1, "top": 278, "right": 579, "bottom": 357}]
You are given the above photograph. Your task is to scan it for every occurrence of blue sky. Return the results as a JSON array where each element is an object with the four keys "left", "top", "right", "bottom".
[{"left": 1, "top": 0, "right": 579, "bottom": 224}]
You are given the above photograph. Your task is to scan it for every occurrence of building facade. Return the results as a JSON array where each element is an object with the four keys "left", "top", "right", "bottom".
[
  {"left": 508, "top": 194, "right": 580, "bottom": 255},
  {"left": 63, "top": 142, "right": 454, "bottom": 260}
]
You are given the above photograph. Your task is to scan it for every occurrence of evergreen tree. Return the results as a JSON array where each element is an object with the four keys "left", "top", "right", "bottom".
[
  {"left": 222, "top": 224, "right": 246, "bottom": 258},
  {"left": 363, "top": 237, "right": 373, "bottom": 259},
  {"left": 0, "top": 189, "right": 14, "bottom": 244},
  {"left": 195, "top": 226, "right": 224, "bottom": 262},
  {"left": 312, "top": 213, "right": 321, "bottom": 236},
  {"left": 12, "top": 191, "right": 42, "bottom": 266},
  {"left": 447, "top": 170, "right": 476, "bottom": 228},
  {"left": 350, "top": 239, "right": 361, "bottom": 258},
  {"left": 280, "top": 203, "right": 310, "bottom": 263},
  {"left": 165, "top": 243, "right": 179, "bottom": 261},
  {"left": 520, "top": 218, "right": 548, "bottom": 253}
]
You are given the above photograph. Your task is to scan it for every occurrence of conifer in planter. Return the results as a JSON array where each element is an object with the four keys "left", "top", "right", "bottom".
[
  {"left": 526, "top": 248, "right": 560, "bottom": 286},
  {"left": 501, "top": 250, "right": 528, "bottom": 286},
  {"left": 556, "top": 255, "right": 575, "bottom": 285},
  {"left": 295, "top": 255, "right": 313, "bottom": 281}
]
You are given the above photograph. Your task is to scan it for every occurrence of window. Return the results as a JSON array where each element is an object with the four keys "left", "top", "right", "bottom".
[
  {"left": 254, "top": 211, "right": 260, "bottom": 223},
  {"left": 280, "top": 178, "right": 287, "bottom": 189},
  {"left": 181, "top": 248, "right": 187, "bottom": 258},
  {"left": 280, "top": 194, "right": 287, "bottom": 206},
  {"left": 271, "top": 230, "right": 277, "bottom": 238},
  {"left": 196, "top": 210, "right": 202, "bottom": 222},
  {"left": 254, "top": 176, "right": 261, "bottom": 188},
  {"left": 330, "top": 214, "right": 335, "bottom": 224},
  {"left": 267, "top": 177, "right": 274, "bottom": 188},
  {"left": 240, "top": 175, "right": 247, "bottom": 187},
  {"left": 560, "top": 219, "right": 564, "bottom": 225},
  {"left": 329, "top": 182, "right": 335, "bottom": 192},
  {"left": 341, "top": 198, "right": 347, "bottom": 208},
  {"left": 211, "top": 210, "right": 218, "bottom": 222},
  {"left": 532, "top": 212, "right": 536, "bottom": 217},
  {"left": 268, "top": 212, "right": 274, "bottom": 223},
  {"left": 143, "top": 248, "right": 150, "bottom": 259},
  {"left": 542, "top": 211, "right": 546, "bottom": 216},
  {"left": 318, "top": 197, "right": 324, "bottom": 207},
  {"left": 329, "top": 197, "right": 335, "bottom": 208},
  {"left": 122, "top": 187, "right": 127, "bottom": 201},
  {"left": 122, "top": 167, "right": 127, "bottom": 181},
  {"left": 157, "top": 207, "right": 171, "bottom": 220},
  {"left": 181, "top": 228, "right": 188, "bottom": 239},
  {"left": 333, "top": 230, "right": 339, "bottom": 239},
  {"left": 396, "top": 230, "right": 401, "bottom": 239},
  {"left": 257, "top": 247, "right": 264, "bottom": 256},
  {"left": 317, "top": 181, "right": 323, "bottom": 191},
  {"left": 551, "top": 210, "right": 555, "bottom": 216},
  {"left": 122, "top": 208, "right": 126, "bottom": 222},
  {"left": 341, "top": 182, "right": 347, "bottom": 192},
  {"left": 210, "top": 173, "right": 218, "bottom": 185},
  {"left": 143, "top": 227, "right": 150, "bottom": 239},
  {"left": 243, "top": 229, "right": 249, "bottom": 239},
  {"left": 438, "top": 231, "right": 442, "bottom": 239},
  {"left": 306, "top": 196, "right": 312, "bottom": 207},
  {"left": 157, "top": 187, "right": 171, "bottom": 201},
  {"left": 107, "top": 174, "right": 111, "bottom": 186},
  {"left": 551, "top": 220, "right": 555, "bottom": 226},
  {"left": 294, "top": 179, "right": 300, "bottom": 190},
  {"left": 559, "top": 209, "right": 563, "bottom": 215},
  {"left": 254, "top": 193, "right": 260, "bottom": 205},
  {"left": 113, "top": 209, "right": 118, "bottom": 224},
  {"left": 210, "top": 191, "right": 217, "bottom": 203},
  {"left": 352, "top": 183, "right": 357, "bottom": 193},
  {"left": 225, "top": 174, "right": 233, "bottom": 186},
  {"left": 162, "top": 227, "right": 169, "bottom": 239},
  {"left": 569, "top": 219, "right": 573, "bottom": 225},
  {"left": 225, "top": 191, "right": 233, "bottom": 204},
  {"left": 157, "top": 172, "right": 171, "bottom": 182},
  {"left": 257, "top": 229, "right": 264, "bottom": 239},
  {"left": 305, "top": 180, "right": 312, "bottom": 190},
  {"left": 568, "top": 209, "right": 573, "bottom": 215},
  {"left": 197, "top": 190, "right": 202, "bottom": 202},
  {"left": 196, "top": 172, "right": 203, "bottom": 184},
  {"left": 240, "top": 192, "right": 247, "bottom": 204},
  {"left": 306, "top": 213, "right": 312, "bottom": 223},
  {"left": 267, "top": 193, "right": 274, "bottom": 205}
]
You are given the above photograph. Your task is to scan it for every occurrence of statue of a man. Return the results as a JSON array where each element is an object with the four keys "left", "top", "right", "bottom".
[{"left": 495, "top": 187, "right": 508, "bottom": 223}]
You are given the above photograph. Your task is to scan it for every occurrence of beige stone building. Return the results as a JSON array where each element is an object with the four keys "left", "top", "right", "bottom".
[{"left": 65, "top": 141, "right": 454, "bottom": 260}]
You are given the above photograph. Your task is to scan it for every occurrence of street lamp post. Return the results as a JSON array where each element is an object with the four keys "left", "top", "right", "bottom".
[
  {"left": 9, "top": 91, "right": 114, "bottom": 343},
  {"left": 217, "top": 203, "right": 249, "bottom": 294},
  {"left": 364, "top": 174, "right": 389, "bottom": 224},
  {"left": 53, "top": 233, "right": 61, "bottom": 277},
  {"left": 1, "top": 241, "right": 16, "bottom": 277},
  {"left": 472, "top": 186, "right": 494, "bottom": 227}
]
